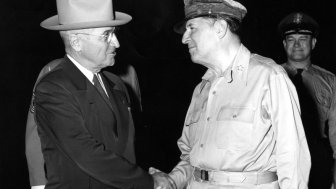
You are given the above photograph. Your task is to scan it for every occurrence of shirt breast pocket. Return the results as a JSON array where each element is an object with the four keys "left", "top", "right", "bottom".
[
  {"left": 185, "top": 109, "right": 202, "bottom": 147},
  {"left": 316, "top": 91, "right": 331, "bottom": 108},
  {"left": 214, "top": 106, "right": 255, "bottom": 151}
]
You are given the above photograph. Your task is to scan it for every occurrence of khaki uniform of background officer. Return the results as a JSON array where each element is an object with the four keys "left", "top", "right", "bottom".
[{"left": 279, "top": 12, "right": 336, "bottom": 189}]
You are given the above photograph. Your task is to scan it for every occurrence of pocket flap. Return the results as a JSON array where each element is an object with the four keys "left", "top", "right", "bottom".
[{"left": 217, "top": 106, "right": 255, "bottom": 123}]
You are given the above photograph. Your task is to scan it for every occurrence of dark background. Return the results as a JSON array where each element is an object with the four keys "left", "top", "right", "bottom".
[{"left": 1, "top": 0, "right": 336, "bottom": 188}]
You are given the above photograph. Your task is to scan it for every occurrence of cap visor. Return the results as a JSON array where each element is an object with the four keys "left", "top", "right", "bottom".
[{"left": 174, "top": 19, "right": 187, "bottom": 34}]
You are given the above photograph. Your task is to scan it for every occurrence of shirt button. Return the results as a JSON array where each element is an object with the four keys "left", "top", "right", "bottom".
[
  {"left": 200, "top": 144, "right": 204, "bottom": 148},
  {"left": 207, "top": 117, "right": 210, "bottom": 121},
  {"left": 212, "top": 91, "right": 216, "bottom": 95}
]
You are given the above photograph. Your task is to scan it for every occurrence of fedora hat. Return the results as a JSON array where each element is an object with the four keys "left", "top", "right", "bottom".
[
  {"left": 41, "top": 0, "right": 132, "bottom": 30},
  {"left": 174, "top": 0, "right": 247, "bottom": 34}
]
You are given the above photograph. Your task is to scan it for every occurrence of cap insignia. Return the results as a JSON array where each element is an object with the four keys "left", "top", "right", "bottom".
[
  {"left": 237, "top": 65, "right": 244, "bottom": 71},
  {"left": 293, "top": 13, "right": 303, "bottom": 24}
]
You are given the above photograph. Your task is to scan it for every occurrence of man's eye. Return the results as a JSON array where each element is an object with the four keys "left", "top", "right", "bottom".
[
  {"left": 186, "top": 24, "right": 195, "bottom": 31},
  {"left": 189, "top": 26, "right": 196, "bottom": 31}
]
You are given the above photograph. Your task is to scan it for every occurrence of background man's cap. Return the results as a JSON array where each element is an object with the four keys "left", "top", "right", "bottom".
[
  {"left": 278, "top": 12, "right": 319, "bottom": 38},
  {"left": 174, "top": 0, "right": 247, "bottom": 34},
  {"left": 41, "top": 0, "right": 132, "bottom": 31}
]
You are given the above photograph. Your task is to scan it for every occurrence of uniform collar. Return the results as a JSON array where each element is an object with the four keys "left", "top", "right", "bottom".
[
  {"left": 286, "top": 62, "right": 311, "bottom": 71},
  {"left": 282, "top": 62, "right": 312, "bottom": 77},
  {"left": 201, "top": 44, "right": 250, "bottom": 85}
]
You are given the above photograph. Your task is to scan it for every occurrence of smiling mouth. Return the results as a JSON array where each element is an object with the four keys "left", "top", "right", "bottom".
[
  {"left": 188, "top": 46, "right": 196, "bottom": 51},
  {"left": 292, "top": 49, "right": 303, "bottom": 53}
]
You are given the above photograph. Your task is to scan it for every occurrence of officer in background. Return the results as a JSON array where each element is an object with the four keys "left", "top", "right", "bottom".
[{"left": 279, "top": 12, "right": 336, "bottom": 189}]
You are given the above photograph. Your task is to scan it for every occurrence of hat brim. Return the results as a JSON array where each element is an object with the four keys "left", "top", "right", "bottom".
[
  {"left": 174, "top": 19, "right": 187, "bottom": 34},
  {"left": 284, "top": 29, "right": 313, "bottom": 37},
  {"left": 41, "top": 12, "right": 132, "bottom": 31}
]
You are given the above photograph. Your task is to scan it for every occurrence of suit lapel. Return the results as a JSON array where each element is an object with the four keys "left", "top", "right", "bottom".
[
  {"left": 61, "top": 56, "right": 131, "bottom": 142},
  {"left": 101, "top": 72, "right": 131, "bottom": 142},
  {"left": 94, "top": 80, "right": 115, "bottom": 113},
  {"left": 62, "top": 57, "right": 117, "bottom": 114},
  {"left": 100, "top": 73, "right": 122, "bottom": 137}
]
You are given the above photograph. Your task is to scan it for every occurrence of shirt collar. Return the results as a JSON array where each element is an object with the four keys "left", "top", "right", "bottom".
[
  {"left": 201, "top": 44, "right": 250, "bottom": 85},
  {"left": 286, "top": 62, "right": 311, "bottom": 71},
  {"left": 67, "top": 54, "right": 94, "bottom": 84},
  {"left": 283, "top": 62, "right": 313, "bottom": 77}
]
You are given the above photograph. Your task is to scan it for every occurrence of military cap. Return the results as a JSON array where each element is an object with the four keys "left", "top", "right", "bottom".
[
  {"left": 174, "top": 0, "right": 247, "bottom": 34},
  {"left": 278, "top": 12, "right": 319, "bottom": 38}
]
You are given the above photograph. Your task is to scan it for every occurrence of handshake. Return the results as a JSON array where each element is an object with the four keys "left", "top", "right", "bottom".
[{"left": 150, "top": 167, "right": 177, "bottom": 189}]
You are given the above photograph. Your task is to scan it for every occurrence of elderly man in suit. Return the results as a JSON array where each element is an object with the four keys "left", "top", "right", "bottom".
[
  {"left": 26, "top": 60, "right": 143, "bottom": 189},
  {"left": 29, "top": 0, "right": 171, "bottom": 188}
]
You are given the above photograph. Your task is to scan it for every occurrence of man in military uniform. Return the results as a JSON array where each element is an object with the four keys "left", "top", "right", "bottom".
[
  {"left": 152, "top": 1, "right": 311, "bottom": 188},
  {"left": 279, "top": 12, "right": 336, "bottom": 189}
]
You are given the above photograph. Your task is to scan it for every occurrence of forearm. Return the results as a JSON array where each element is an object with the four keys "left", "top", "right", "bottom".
[
  {"left": 169, "top": 160, "right": 192, "bottom": 189},
  {"left": 271, "top": 74, "right": 310, "bottom": 188},
  {"left": 169, "top": 129, "right": 193, "bottom": 189},
  {"left": 334, "top": 161, "right": 336, "bottom": 186}
]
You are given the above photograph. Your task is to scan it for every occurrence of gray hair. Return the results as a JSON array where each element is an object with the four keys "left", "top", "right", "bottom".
[{"left": 203, "top": 15, "right": 241, "bottom": 34}]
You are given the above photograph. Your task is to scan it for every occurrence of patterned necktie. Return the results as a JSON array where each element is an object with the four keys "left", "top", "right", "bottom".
[{"left": 93, "top": 73, "right": 109, "bottom": 99}]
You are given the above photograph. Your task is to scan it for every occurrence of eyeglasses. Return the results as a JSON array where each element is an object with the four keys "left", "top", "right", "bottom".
[{"left": 75, "top": 27, "right": 119, "bottom": 43}]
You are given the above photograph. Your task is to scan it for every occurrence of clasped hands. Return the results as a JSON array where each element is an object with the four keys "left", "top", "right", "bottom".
[{"left": 149, "top": 167, "right": 177, "bottom": 189}]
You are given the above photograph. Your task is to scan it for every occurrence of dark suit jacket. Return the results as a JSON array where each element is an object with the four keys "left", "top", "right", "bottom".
[{"left": 34, "top": 57, "right": 153, "bottom": 189}]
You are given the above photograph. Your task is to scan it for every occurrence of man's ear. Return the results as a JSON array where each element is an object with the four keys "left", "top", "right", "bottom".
[
  {"left": 282, "top": 39, "right": 286, "bottom": 49},
  {"left": 312, "top": 37, "right": 317, "bottom": 50},
  {"left": 69, "top": 34, "right": 81, "bottom": 52},
  {"left": 214, "top": 20, "right": 228, "bottom": 39}
]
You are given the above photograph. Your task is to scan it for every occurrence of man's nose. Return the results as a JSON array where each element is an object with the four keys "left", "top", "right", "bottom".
[
  {"left": 293, "top": 40, "right": 301, "bottom": 47},
  {"left": 110, "top": 33, "right": 120, "bottom": 48},
  {"left": 182, "top": 30, "right": 190, "bottom": 44}
]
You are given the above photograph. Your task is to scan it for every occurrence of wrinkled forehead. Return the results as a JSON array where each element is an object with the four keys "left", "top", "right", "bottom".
[
  {"left": 71, "top": 27, "right": 113, "bottom": 34},
  {"left": 186, "top": 17, "right": 203, "bottom": 25},
  {"left": 186, "top": 17, "right": 214, "bottom": 27},
  {"left": 91, "top": 27, "right": 114, "bottom": 34}
]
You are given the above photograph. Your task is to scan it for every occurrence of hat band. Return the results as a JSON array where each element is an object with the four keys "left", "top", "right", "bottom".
[
  {"left": 284, "top": 29, "right": 313, "bottom": 36},
  {"left": 185, "top": 3, "right": 244, "bottom": 22}
]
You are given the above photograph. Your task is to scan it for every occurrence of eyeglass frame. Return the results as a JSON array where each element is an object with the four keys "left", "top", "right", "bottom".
[{"left": 74, "top": 27, "right": 119, "bottom": 43}]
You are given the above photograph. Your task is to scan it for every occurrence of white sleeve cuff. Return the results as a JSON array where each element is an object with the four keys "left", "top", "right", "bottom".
[{"left": 32, "top": 185, "right": 45, "bottom": 189}]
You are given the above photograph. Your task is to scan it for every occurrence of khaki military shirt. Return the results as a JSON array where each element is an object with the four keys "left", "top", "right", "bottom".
[
  {"left": 170, "top": 45, "right": 311, "bottom": 189},
  {"left": 282, "top": 63, "right": 336, "bottom": 158}
]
